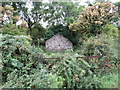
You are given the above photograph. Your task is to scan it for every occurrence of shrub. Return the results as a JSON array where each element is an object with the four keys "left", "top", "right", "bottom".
[
  {"left": 0, "top": 24, "right": 28, "bottom": 35},
  {"left": 49, "top": 52, "right": 102, "bottom": 88},
  {"left": 81, "top": 35, "right": 109, "bottom": 56},
  {"left": 1, "top": 33, "right": 118, "bottom": 88},
  {"left": 1, "top": 34, "right": 64, "bottom": 88},
  {"left": 94, "top": 72, "right": 118, "bottom": 88},
  {"left": 81, "top": 34, "right": 119, "bottom": 67},
  {"left": 69, "top": 2, "right": 118, "bottom": 42},
  {"left": 2, "top": 64, "right": 65, "bottom": 88},
  {"left": 101, "top": 24, "right": 118, "bottom": 38},
  {"left": 0, "top": 34, "right": 33, "bottom": 82},
  {"left": 1, "top": 34, "right": 32, "bottom": 55},
  {"left": 30, "top": 23, "right": 46, "bottom": 45}
]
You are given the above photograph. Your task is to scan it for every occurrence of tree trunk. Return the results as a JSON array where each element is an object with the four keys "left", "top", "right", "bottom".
[{"left": 12, "top": 2, "right": 17, "bottom": 24}]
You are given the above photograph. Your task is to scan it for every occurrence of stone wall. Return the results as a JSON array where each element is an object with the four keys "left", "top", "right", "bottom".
[{"left": 45, "top": 34, "right": 73, "bottom": 51}]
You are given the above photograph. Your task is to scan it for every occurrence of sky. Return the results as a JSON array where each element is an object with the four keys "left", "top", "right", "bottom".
[
  {"left": 43, "top": 0, "right": 120, "bottom": 5},
  {"left": 79, "top": 0, "right": 120, "bottom": 5}
]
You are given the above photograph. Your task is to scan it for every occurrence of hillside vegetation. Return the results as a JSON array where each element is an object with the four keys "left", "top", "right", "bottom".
[{"left": 0, "top": 1, "right": 119, "bottom": 89}]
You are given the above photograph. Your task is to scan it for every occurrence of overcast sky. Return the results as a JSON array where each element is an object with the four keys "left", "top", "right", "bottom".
[
  {"left": 80, "top": 0, "right": 120, "bottom": 5},
  {"left": 43, "top": 0, "right": 120, "bottom": 4}
]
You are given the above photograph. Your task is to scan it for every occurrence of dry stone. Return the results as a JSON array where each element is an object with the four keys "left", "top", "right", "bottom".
[{"left": 45, "top": 34, "right": 73, "bottom": 51}]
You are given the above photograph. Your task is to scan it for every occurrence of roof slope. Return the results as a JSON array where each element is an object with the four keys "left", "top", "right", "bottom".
[{"left": 45, "top": 34, "right": 73, "bottom": 51}]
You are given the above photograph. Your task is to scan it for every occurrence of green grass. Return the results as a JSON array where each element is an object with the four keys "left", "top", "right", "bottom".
[{"left": 96, "top": 72, "right": 118, "bottom": 88}]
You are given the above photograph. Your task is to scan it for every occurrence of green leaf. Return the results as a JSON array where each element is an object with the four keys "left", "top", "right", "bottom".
[
  {"left": 81, "top": 59, "right": 91, "bottom": 68},
  {"left": 11, "top": 59, "right": 23, "bottom": 68}
]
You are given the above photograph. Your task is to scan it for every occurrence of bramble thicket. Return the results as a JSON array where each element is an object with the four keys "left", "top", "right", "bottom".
[{"left": 0, "top": 1, "right": 119, "bottom": 89}]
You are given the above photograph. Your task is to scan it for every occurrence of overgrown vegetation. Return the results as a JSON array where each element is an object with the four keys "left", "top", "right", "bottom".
[{"left": 0, "top": 1, "right": 119, "bottom": 89}]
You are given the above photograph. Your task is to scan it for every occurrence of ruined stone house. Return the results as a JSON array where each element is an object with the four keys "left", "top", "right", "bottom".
[{"left": 45, "top": 34, "right": 73, "bottom": 51}]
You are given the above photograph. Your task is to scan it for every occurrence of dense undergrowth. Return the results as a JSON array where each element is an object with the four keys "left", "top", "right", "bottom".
[
  {"left": 0, "top": 32, "right": 119, "bottom": 89},
  {"left": 0, "top": 2, "right": 119, "bottom": 89}
]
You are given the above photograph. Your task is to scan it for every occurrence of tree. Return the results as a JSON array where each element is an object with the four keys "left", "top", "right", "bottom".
[
  {"left": 0, "top": 4, "right": 19, "bottom": 26},
  {"left": 43, "top": 2, "right": 84, "bottom": 26},
  {"left": 18, "top": 2, "right": 46, "bottom": 35},
  {"left": 3, "top": 2, "right": 45, "bottom": 34},
  {"left": 115, "top": 2, "right": 120, "bottom": 28},
  {"left": 69, "top": 2, "right": 118, "bottom": 37},
  {"left": 115, "top": 2, "right": 120, "bottom": 16}
]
